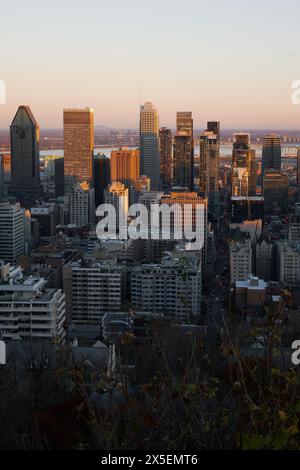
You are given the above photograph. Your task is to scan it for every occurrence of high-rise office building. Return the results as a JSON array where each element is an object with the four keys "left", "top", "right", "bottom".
[
  {"left": 94, "top": 154, "right": 111, "bottom": 207},
  {"left": 110, "top": 147, "right": 139, "bottom": 188},
  {"left": 159, "top": 127, "right": 173, "bottom": 188},
  {"left": 0, "top": 202, "right": 24, "bottom": 263},
  {"left": 54, "top": 157, "right": 64, "bottom": 197},
  {"left": 207, "top": 121, "right": 220, "bottom": 139},
  {"left": 63, "top": 107, "right": 94, "bottom": 188},
  {"left": 232, "top": 133, "right": 256, "bottom": 196},
  {"left": 139, "top": 102, "right": 160, "bottom": 190},
  {"left": 176, "top": 111, "right": 193, "bottom": 135},
  {"left": 263, "top": 170, "right": 288, "bottom": 212},
  {"left": 199, "top": 127, "right": 220, "bottom": 212},
  {"left": 262, "top": 134, "right": 281, "bottom": 179},
  {"left": 173, "top": 112, "right": 194, "bottom": 191},
  {"left": 10, "top": 105, "right": 41, "bottom": 201}
]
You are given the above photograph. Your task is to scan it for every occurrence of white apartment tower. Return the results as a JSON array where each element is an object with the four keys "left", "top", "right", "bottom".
[{"left": 69, "top": 181, "right": 95, "bottom": 226}]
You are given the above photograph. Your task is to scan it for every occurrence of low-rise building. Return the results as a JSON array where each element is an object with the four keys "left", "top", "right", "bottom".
[
  {"left": 235, "top": 275, "right": 268, "bottom": 309},
  {"left": 0, "top": 262, "right": 65, "bottom": 342}
]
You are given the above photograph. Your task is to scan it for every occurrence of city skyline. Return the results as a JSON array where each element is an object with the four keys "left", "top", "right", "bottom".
[
  {"left": 1, "top": 0, "right": 300, "bottom": 129},
  {"left": 2, "top": 0, "right": 300, "bottom": 456}
]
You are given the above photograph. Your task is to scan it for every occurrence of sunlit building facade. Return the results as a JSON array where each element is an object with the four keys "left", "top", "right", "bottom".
[{"left": 63, "top": 107, "right": 94, "bottom": 188}]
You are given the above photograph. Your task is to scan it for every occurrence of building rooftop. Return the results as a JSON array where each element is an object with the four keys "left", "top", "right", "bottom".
[{"left": 236, "top": 275, "right": 268, "bottom": 290}]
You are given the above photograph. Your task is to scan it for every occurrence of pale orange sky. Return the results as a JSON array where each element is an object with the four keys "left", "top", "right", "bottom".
[{"left": 1, "top": 0, "right": 300, "bottom": 129}]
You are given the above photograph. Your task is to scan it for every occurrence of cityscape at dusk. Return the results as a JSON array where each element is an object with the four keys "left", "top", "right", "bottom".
[{"left": 1, "top": 0, "right": 300, "bottom": 460}]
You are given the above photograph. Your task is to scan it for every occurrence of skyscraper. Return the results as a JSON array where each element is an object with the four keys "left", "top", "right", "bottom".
[
  {"left": 207, "top": 121, "right": 220, "bottom": 139},
  {"left": 10, "top": 105, "right": 41, "bottom": 201},
  {"left": 159, "top": 127, "right": 173, "bottom": 188},
  {"left": 173, "top": 112, "right": 194, "bottom": 191},
  {"left": 63, "top": 107, "right": 94, "bottom": 189},
  {"left": 232, "top": 133, "right": 256, "bottom": 197},
  {"left": 139, "top": 102, "right": 160, "bottom": 190},
  {"left": 262, "top": 134, "right": 281, "bottom": 179},
  {"left": 110, "top": 147, "right": 140, "bottom": 188},
  {"left": 94, "top": 154, "right": 111, "bottom": 207},
  {"left": 263, "top": 170, "right": 288, "bottom": 213},
  {"left": 176, "top": 111, "right": 193, "bottom": 135},
  {"left": 199, "top": 124, "right": 220, "bottom": 213},
  {"left": 54, "top": 158, "right": 64, "bottom": 197}
]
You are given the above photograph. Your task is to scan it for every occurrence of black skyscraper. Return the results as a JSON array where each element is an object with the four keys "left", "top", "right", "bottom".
[
  {"left": 94, "top": 154, "right": 111, "bottom": 207},
  {"left": 262, "top": 134, "right": 281, "bottom": 178},
  {"left": 54, "top": 157, "right": 64, "bottom": 197},
  {"left": 10, "top": 106, "right": 41, "bottom": 202}
]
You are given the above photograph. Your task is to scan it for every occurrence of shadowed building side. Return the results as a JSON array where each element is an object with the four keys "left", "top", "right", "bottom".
[
  {"left": 10, "top": 105, "right": 41, "bottom": 202},
  {"left": 262, "top": 134, "right": 281, "bottom": 181},
  {"left": 173, "top": 112, "right": 194, "bottom": 191}
]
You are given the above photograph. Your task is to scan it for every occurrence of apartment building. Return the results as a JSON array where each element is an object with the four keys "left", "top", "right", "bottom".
[
  {"left": 0, "top": 202, "right": 24, "bottom": 263},
  {"left": 230, "top": 233, "right": 252, "bottom": 283},
  {"left": 63, "top": 259, "right": 126, "bottom": 324},
  {"left": 0, "top": 262, "right": 65, "bottom": 342},
  {"left": 130, "top": 252, "right": 201, "bottom": 321},
  {"left": 277, "top": 241, "right": 300, "bottom": 286}
]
